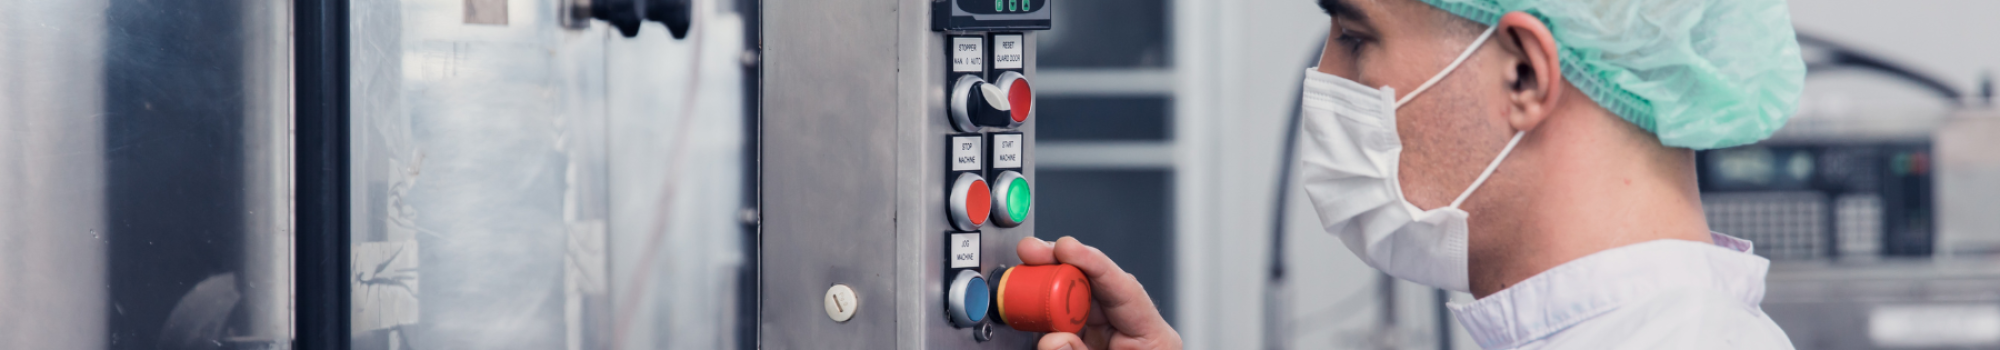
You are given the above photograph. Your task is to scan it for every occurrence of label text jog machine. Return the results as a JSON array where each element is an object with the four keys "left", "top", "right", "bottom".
[{"left": 760, "top": 0, "right": 1088, "bottom": 348}]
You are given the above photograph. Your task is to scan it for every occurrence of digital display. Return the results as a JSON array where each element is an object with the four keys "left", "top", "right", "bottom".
[
  {"left": 956, "top": 0, "right": 1046, "bottom": 15},
  {"left": 935, "top": 0, "right": 1052, "bottom": 31}
]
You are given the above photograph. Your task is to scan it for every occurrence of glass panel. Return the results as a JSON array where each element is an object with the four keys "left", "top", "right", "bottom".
[
  {"left": 0, "top": 1, "right": 293, "bottom": 348},
  {"left": 347, "top": 1, "right": 608, "bottom": 348},
  {"left": 1036, "top": 169, "right": 1176, "bottom": 324},
  {"left": 1038, "top": 96, "right": 1173, "bottom": 141},
  {"left": 347, "top": 1, "right": 752, "bottom": 349},
  {"left": 1038, "top": 0, "right": 1170, "bottom": 68}
]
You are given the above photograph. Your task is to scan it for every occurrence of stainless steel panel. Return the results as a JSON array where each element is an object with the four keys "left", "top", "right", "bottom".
[
  {"left": 763, "top": 0, "right": 1042, "bottom": 347},
  {"left": 0, "top": 1, "right": 293, "bottom": 349},
  {"left": 1935, "top": 112, "right": 2000, "bottom": 256},
  {"left": 0, "top": 1, "right": 110, "bottom": 348},
  {"left": 1765, "top": 260, "right": 2000, "bottom": 349},
  {"left": 759, "top": 0, "right": 903, "bottom": 347}
]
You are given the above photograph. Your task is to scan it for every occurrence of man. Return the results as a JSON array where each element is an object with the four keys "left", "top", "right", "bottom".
[{"left": 1017, "top": 0, "right": 1806, "bottom": 348}]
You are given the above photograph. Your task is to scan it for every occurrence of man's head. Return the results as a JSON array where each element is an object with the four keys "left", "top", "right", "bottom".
[
  {"left": 1311, "top": 0, "right": 1807, "bottom": 295},
  {"left": 1313, "top": 0, "right": 1574, "bottom": 212}
]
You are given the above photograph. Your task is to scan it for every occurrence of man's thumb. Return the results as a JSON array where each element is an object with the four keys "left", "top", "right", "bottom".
[{"left": 1038, "top": 332, "right": 1087, "bottom": 350}]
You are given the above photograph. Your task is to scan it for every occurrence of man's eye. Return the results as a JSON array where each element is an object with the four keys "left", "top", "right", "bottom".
[{"left": 1335, "top": 30, "right": 1366, "bottom": 52}]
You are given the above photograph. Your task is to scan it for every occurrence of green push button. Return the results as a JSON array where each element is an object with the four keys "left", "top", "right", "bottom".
[
  {"left": 1005, "top": 177, "right": 1030, "bottom": 222},
  {"left": 992, "top": 171, "right": 1031, "bottom": 227}
]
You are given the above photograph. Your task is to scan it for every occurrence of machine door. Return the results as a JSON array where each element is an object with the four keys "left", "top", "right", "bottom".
[{"left": 345, "top": 0, "right": 751, "bottom": 349}]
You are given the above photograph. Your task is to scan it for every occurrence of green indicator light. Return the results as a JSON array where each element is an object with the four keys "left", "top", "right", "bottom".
[{"left": 1006, "top": 177, "right": 1031, "bottom": 222}]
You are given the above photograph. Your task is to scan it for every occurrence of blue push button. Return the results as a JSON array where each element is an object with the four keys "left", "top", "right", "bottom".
[
  {"left": 965, "top": 277, "right": 989, "bottom": 320},
  {"left": 948, "top": 270, "right": 989, "bottom": 327}
]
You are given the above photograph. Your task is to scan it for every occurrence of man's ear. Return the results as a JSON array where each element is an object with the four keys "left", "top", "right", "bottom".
[{"left": 1497, "top": 12, "right": 1562, "bottom": 132}]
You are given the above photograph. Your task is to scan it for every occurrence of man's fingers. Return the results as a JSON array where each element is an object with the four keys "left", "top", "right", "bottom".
[
  {"left": 1050, "top": 237, "right": 1175, "bottom": 338},
  {"left": 1052, "top": 237, "right": 1150, "bottom": 310},
  {"left": 1038, "top": 332, "right": 1087, "bottom": 350},
  {"left": 1017, "top": 236, "right": 1058, "bottom": 265}
]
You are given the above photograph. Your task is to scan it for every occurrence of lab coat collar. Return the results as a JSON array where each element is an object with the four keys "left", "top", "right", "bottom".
[{"left": 1446, "top": 233, "right": 1770, "bottom": 349}]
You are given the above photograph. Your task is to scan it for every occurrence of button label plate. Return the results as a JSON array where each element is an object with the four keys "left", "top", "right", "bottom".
[
  {"left": 952, "top": 135, "right": 983, "bottom": 171},
  {"left": 994, "top": 34, "right": 1024, "bottom": 70},
  {"left": 952, "top": 36, "right": 985, "bottom": 73},
  {"left": 950, "top": 232, "right": 981, "bottom": 269},
  {"left": 992, "top": 134, "right": 1024, "bottom": 169}
]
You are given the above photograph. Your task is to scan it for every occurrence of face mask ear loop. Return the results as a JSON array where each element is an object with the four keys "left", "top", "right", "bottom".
[
  {"left": 1394, "top": 25, "right": 1499, "bottom": 109},
  {"left": 1449, "top": 131, "right": 1526, "bottom": 209}
]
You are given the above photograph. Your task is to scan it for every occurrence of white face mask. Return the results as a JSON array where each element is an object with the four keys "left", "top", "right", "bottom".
[{"left": 1299, "top": 26, "right": 1523, "bottom": 293}]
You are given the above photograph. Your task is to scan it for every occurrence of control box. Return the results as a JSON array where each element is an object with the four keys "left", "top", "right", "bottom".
[
  {"left": 759, "top": 0, "right": 1052, "bottom": 348},
  {"left": 934, "top": 0, "right": 1054, "bottom": 31}
]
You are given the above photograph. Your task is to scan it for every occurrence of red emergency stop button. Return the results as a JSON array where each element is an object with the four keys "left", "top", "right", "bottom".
[
  {"left": 995, "top": 264, "right": 1091, "bottom": 333},
  {"left": 993, "top": 71, "right": 1032, "bottom": 127},
  {"left": 949, "top": 173, "right": 991, "bottom": 231}
]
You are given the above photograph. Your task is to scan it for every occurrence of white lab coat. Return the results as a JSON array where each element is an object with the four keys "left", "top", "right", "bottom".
[{"left": 1447, "top": 233, "right": 1795, "bottom": 349}]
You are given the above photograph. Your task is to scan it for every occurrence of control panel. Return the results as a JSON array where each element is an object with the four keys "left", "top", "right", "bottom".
[
  {"left": 939, "top": 26, "right": 1047, "bottom": 342},
  {"left": 935, "top": 4, "right": 1066, "bottom": 345}
]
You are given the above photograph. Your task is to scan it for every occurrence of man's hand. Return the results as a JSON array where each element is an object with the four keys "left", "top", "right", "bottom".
[{"left": 1016, "top": 236, "right": 1183, "bottom": 350}]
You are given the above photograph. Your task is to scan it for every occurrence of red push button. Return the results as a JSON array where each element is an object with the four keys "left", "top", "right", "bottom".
[
  {"left": 994, "top": 71, "right": 1032, "bottom": 126},
  {"left": 996, "top": 264, "right": 1091, "bottom": 333},
  {"left": 949, "top": 173, "right": 991, "bottom": 231}
]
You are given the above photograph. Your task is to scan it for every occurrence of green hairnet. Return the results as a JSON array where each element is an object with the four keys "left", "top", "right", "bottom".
[{"left": 1417, "top": 0, "right": 1806, "bottom": 150}]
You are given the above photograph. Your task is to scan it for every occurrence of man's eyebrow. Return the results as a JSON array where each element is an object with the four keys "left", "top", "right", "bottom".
[{"left": 1317, "top": 0, "right": 1368, "bottom": 21}]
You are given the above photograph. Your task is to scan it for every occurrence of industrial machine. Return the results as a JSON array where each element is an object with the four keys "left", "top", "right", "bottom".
[
  {"left": 1692, "top": 34, "right": 1989, "bottom": 262},
  {"left": 1702, "top": 33, "right": 2000, "bottom": 350},
  {"left": 310, "top": 0, "right": 1080, "bottom": 348},
  {"left": 0, "top": 0, "right": 1071, "bottom": 348},
  {"left": 4, "top": 0, "right": 1076, "bottom": 348}
]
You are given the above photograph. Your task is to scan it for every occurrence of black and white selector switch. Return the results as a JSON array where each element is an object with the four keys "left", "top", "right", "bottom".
[
  {"left": 950, "top": 76, "right": 1011, "bottom": 133},
  {"left": 947, "top": 35, "right": 1011, "bottom": 133}
]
